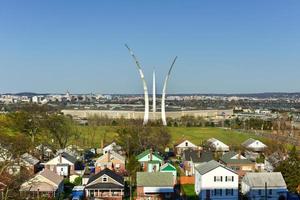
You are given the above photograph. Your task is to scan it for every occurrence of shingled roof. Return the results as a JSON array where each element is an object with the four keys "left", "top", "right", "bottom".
[
  {"left": 195, "top": 160, "right": 237, "bottom": 175},
  {"left": 87, "top": 168, "right": 124, "bottom": 186},
  {"left": 243, "top": 172, "right": 287, "bottom": 188},
  {"left": 220, "top": 151, "right": 253, "bottom": 165},
  {"left": 137, "top": 172, "right": 174, "bottom": 187}
]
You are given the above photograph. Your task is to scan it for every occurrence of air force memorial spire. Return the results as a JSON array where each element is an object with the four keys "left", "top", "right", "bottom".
[
  {"left": 125, "top": 44, "right": 150, "bottom": 125},
  {"left": 125, "top": 44, "right": 177, "bottom": 126}
]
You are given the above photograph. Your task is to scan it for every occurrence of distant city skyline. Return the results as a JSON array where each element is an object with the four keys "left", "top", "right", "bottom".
[{"left": 0, "top": 1, "right": 300, "bottom": 94}]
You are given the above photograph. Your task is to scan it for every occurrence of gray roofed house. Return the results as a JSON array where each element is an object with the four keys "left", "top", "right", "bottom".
[
  {"left": 220, "top": 151, "right": 253, "bottom": 165},
  {"left": 20, "top": 169, "right": 64, "bottom": 198},
  {"left": 242, "top": 172, "right": 287, "bottom": 188},
  {"left": 21, "top": 153, "right": 40, "bottom": 166},
  {"left": 242, "top": 138, "right": 267, "bottom": 152},
  {"left": 20, "top": 153, "right": 40, "bottom": 173},
  {"left": 241, "top": 172, "right": 288, "bottom": 200},
  {"left": 220, "top": 151, "right": 255, "bottom": 177},
  {"left": 136, "top": 172, "right": 174, "bottom": 199},
  {"left": 137, "top": 172, "right": 174, "bottom": 187},
  {"left": 195, "top": 160, "right": 237, "bottom": 175},
  {"left": 85, "top": 168, "right": 125, "bottom": 199}
]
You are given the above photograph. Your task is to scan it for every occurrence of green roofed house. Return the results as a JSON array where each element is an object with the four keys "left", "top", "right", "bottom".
[
  {"left": 136, "top": 172, "right": 174, "bottom": 200},
  {"left": 136, "top": 149, "right": 164, "bottom": 172},
  {"left": 160, "top": 163, "right": 177, "bottom": 184},
  {"left": 219, "top": 151, "right": 255, "bottom": 177}
]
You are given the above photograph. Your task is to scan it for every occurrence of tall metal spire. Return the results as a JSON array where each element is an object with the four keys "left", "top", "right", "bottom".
[
  {"left": 152, "top": 70, "right": 156, "bottom": 114},
  {"left": 161, "top": 56, "right": 177, "bottom": 126},
  {"left": 125, "top": 44, "right": 149, "bottom": 125}
]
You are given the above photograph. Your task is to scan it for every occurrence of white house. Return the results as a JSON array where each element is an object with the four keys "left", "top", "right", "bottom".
[
  {"left": 195, "top": 160, "right": 239, "bottom": 200},
  {"left": 242, "top": 138, "right": 267, "bottom": 152},
  {"left": 102, "top": 142, "right": 122, "bottom": 154},
  {"left": 175, "top": 140, "right": 199, "bottom": 155},
  {"left": 207, "top": 138, "right": 230, "bottom": 152},
  {"left": 241, "top": 172, "right": 288, "bottom": 200},
  {"left": 44, "top": 152, "right": 76, "bottom": 177}
]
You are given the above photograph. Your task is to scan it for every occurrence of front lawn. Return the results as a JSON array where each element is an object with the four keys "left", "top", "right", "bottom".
[{"left": 182, "top": 184, "right": 197, "bottom": 200}]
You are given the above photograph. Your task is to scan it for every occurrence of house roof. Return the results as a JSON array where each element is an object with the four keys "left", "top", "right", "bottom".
[
  {"left": 220, "top": 151, "right": 253, "bottom": 165},
  {"left": 160, "top": 163, "right": 176, "bottom": 171},
  {"left": 39, "top": 169, "right": 64, "bottom": 186},
  {"left": 199, "top": 151, "right": 214, "bottom": 163},
  {"left": 136, "top": 149, "right": 164, "bottom": 161},
  {"left": 97, "top": 150, "right": 125, "bottom": 162},
  {"left": 137, "top": 172, "right": 174, "bottom": 187},
  {"left": 195, "top": 160, "right": 237, "bottom": 175},
  {"left": 242, "top": 138, "right": 257, "bottom": 147},
  {"left": 21, "top": 153, "right": 39, "bottom": 166},
  {"left": 87, "top": 168, "right": 124, "bottom": 186},
  {"left": 85, "top": 183, "right": 124, "bottom": 189},
  {"left": 61, "top": 152, "right": 77, "bottom": 164},
  {"left": 243, "top": 172, "right": 287, "bottom": 188},
  {"left": 183, "top": 149, "right": 201, "bottom": 163},
  {"left": 175, "top": 139, "right": 197, "bottom": 148}
]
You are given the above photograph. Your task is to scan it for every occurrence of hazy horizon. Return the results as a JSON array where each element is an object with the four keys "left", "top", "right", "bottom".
[{"left": 1, "top": 1, "right": 300, "bottom": 94}]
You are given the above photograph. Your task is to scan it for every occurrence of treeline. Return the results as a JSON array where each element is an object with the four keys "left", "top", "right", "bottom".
[{"left": 85, "top": 114, "right": 282, "bottom": 131}]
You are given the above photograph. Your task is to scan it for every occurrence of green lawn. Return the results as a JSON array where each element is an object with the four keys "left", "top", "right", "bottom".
[
  {"left": 74, "top": 126, "right": 269, "bottom": 149},
  {"left": 167, "top": 127, "right": 268, "bottom": 146},
  {"left": 182, "top": 184, "right": 197, "bottom": 200}
]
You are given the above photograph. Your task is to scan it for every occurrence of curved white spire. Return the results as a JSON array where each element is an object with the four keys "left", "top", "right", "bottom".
[
  {"left": 125, "top": 44, "right": 149, "bottom": 125},
  {"left": 161, "top": 56, "right": 177, "bottom": 126},
  {"left": 152, "top": 70, "right": 156, "bottom": 114}
]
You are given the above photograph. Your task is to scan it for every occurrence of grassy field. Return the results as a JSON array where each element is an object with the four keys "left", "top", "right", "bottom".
[{"left": 75, "top": 126, "right": 269, "bottom": 148}]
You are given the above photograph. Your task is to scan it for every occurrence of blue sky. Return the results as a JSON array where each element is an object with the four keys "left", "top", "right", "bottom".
[{"left": 0, "top": 0, "right": 299, "bottom": 94}]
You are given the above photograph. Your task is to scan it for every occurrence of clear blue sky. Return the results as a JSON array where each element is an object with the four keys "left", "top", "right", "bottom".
[{"left": 0, "top": 0, "right": 300, "bottom": 94}]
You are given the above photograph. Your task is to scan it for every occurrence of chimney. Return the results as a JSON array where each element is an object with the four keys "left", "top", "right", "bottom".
[
  {"left": 238, "top": 151, "right": 241, "bottom": 160},
  {"left": 107, "top": 150, "right": 111, "bottom": 162},
  {"left": 59, "top": 153, "right": 62, "bottom": 163},
  {"left": 149, "top": 148, "right": 153, "bottom": 161},
  {"left": 101, "top": 139, "right": 104, "bottom": 150}
]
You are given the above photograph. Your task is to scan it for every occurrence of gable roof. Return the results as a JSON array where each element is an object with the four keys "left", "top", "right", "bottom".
[
  {"left": 97, "top": 151, "right": 125, "bottom": 162},
  {"left": 87, "top": 168, "right": 124, "bottom": 186},
  {"left": 195, "top": 160, "right": 237, "bottom": 175},
  {"left": 243, "top": 172, "right": 287, "bottom": 188},
  {"left": 136, "top": 149, "right": 164, "bottom": 161},
  {"left": 242, "top": 138, "right": 257, "bottom": 147},
  {"left": 220, "top": 151, "right": 253, "bottom": 165},
  {"left": 39, "top": 169, "right": 64, "bottom": 186},
  {"left": 21, "top": 153, "right": 40, "bottom": 166},
  {"left": 175, "top": 140, "right": 197, "bottom": 148},
  {"left": 207, "top": 138, "right": 229, "bottom": 148},
  {"left": 160, "top": 163, "right": 176, "bottom": 171},
  {"left": 61, "top": 152, "right": 77, "bottom": 164},
  {"left": 137, "top": 172, "right": 174, "bottom": 187}
]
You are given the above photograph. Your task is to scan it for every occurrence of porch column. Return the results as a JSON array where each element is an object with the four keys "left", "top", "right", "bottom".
[{"left": 109, "top": 189, "right": 112, "bottom": 197}]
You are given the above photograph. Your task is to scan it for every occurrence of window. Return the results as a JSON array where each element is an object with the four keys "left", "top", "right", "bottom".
[
  {"left": 269, "top": 189, "right": 272, "bottom": 195},
  {"left": 214, "top": 189, "right": 222, "bottom": 196},
  {"left": 102, "top": 177, "right": 108, "bottom": 182},
  {"left": 258, "top": 189, "right": 262, "bottom": 195},
  {"left": 185, "top": 142, "right": 188, "bottom": 147},
  {"left": 214, "top": 176, "right": 222, "bottom": 182},
  {"left": 226, "top": 189, "right": 233, "bottom": 196},
  {"left": 226, "top": 176, "right": 234, "bottom": 182}
]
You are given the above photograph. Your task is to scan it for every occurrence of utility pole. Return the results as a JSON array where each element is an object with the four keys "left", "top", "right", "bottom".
[{"left": 265, "top": 182, "right": 267, "bottom": 200}]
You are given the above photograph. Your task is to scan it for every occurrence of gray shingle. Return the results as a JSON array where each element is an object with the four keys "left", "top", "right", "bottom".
[
  {"left": 137, "top": 172, "right": 174, "bottom": 187},
  {"left": 243, "top": 172, "right": 287, "bottom": 188}
]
